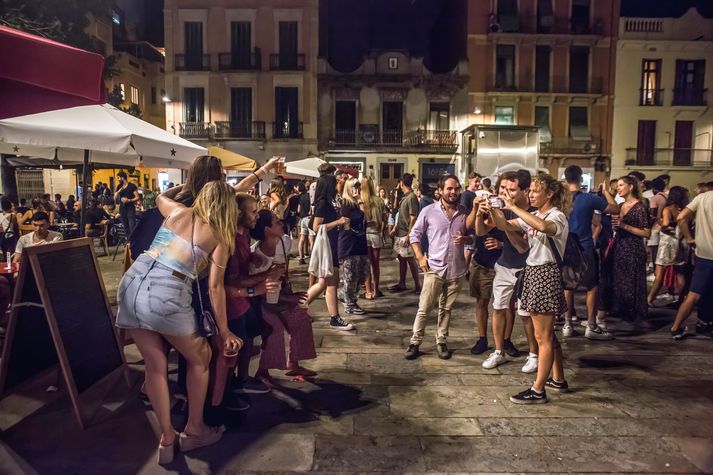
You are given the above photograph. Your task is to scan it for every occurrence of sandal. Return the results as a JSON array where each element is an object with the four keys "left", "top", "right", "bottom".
[
  {"left": 388, "top": 284, "right": 407, "bottom": 293},
  {"left": 179, "top": 426, "right": 225, "bottom": 453},
  {"left": 158, "top": 431, "right": 179, "bottom": 465},
  {"left": 285, "top": 366, "right": 317, "bottom": 377}
]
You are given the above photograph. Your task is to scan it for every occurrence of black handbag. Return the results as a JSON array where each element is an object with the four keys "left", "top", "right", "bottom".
[{"left": 191, "top": 217, "right": 218, "bottom": 338}]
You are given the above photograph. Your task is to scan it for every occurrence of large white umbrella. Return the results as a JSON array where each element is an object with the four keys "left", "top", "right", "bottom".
[
  {"left": 286, "top": 157, "right": 326, "bottom": 178},
  {"left": 0, "top": 103, "right": 206, "bottom": 169}
]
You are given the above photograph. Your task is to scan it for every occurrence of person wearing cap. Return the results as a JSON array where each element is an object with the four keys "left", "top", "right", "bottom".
[{"left": 114, "top": 171, "right": 139, "bottom": 236}]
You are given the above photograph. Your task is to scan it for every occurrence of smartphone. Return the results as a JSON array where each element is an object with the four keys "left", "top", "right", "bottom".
[{"left": 489, "top": 196, "right": 504, "bottom": 208}]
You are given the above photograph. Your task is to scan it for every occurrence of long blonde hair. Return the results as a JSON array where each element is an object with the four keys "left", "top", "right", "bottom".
[
  {"left": 360, "top": 176, "right": 383, "bottom": 228},
  {"left": 342, "top": 177, "right": 360, "bottom": 207},
  {"left": 192, "top": 180, "right": 237, "bottom": 255}
]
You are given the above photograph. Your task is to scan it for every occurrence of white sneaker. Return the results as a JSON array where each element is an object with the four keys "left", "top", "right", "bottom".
[
  {"left": 562, "top": 322, "right": 574, "bottom": 337},
  {"left": 581, "top": 319, "right": 608, "bottom": 329},
  {"left": 521, "top": 353, "right": 538, "bottom": 373},
  {"left": 482, "top": 350, "right": 507, "bottom": 369},
  {"left": 585, "top": 325, "right": 613, "bottom": 340}
]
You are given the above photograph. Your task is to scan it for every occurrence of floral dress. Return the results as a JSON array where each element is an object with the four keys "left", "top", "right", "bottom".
[{"left": 601, "top": 201, "right": 649, "bottom": 322}]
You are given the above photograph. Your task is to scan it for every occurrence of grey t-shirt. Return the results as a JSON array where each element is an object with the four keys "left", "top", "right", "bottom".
[{"left": 396, "top": 191, "right": 419, "bottom": 237}]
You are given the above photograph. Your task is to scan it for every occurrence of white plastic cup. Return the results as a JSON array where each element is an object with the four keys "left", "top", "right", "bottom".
[{"left": 266, "top": 282, "right": 281, "bottom": 304}]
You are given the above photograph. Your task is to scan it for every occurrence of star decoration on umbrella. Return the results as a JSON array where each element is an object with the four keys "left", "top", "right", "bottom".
[
  {"left": 170, "top": 148, "right": 176, "bottom": 156},
  {"left": 12, "top": 146, "right": 19, "bottom": 153}
]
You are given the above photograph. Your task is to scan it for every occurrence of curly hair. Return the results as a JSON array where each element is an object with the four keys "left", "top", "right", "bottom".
[{"left": 531, "top": 172, "right": 570, "bottom": 211}]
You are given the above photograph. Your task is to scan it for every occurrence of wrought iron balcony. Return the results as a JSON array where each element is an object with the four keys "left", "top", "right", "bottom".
[
  {"left": 625, "top": 148, "right": 713, "bottom": 167},
  {"left": 332, "top": 128, "right": 457, "bottom": 151},
  {"left": 218, "top": 49, "right": 261, "bottom": 71},
  {"left": 179, "top": 122, "right": 210, "bottom": 138},
  {"left": 490, "top": 15, "right": 604, "bottom": 35},
  {"left": 540, "top": 137, "right": 601, "bottom": 155},
  {"left": 269, "top": 53, "right": 306, "bottom": 71},
  {"left": 272, "top": 121, "right": 303, "bottom": 139},
  {"left": 489, "top": 76, "right": 604, "bottom": 94},
  {"left": 175, "top": 54, "right": 211, "bottom": 71},
  {"left": 640, "top": 88, "right": 664, "bottom": 106},
  {"left": 214, "top": 121, "right": 266, "bottom": 139},
  {"left": 672, "top": 88, "right": 708, "bottom": 106}
]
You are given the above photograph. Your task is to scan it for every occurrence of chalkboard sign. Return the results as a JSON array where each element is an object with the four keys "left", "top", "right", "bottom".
[{"left": 0, "top": 238, "right": 128, "bottom": 429}]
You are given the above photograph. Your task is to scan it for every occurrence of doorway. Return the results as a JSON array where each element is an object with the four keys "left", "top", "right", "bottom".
[{"left": 379, "top": 162, "right": 404, "bottom": 192}]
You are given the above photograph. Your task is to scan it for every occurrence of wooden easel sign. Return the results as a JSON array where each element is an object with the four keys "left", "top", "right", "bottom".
[{"left": 0, "top": 238, "right": 129, "bottom": 429}]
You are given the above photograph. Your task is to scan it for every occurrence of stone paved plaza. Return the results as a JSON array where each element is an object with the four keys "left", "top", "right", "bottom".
[{"left": 1, "top": 249, "right": 712, "bottom": 474}]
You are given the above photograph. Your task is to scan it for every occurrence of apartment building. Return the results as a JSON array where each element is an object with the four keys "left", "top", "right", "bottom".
[
  {"left": 317, "top": 0, "right": 469, "bottom": 190},
  {"left": 467, "top": 0, "right": 620, "bottom": 188},
  {"left": 163, "top": 0, "right": 318, "bottom": 164},
  {"left": 611, "top": 3, "right": 713, "bottom": 190}
]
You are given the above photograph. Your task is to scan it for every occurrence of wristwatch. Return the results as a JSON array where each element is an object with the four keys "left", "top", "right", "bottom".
[{"left": 247, "top": 287, "right": 254, "bottom": 297}]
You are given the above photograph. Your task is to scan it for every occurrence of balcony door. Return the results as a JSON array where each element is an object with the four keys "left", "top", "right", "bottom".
[
  {"left": 380, "top": 162, "right": 404, "bottom": 192},
  {"left": 636, "top": 120, "right": 656, "bottom": 165},
  {"left": 535, "top": 45, "right": 551, "bottom": 92},
  {"left": 674, "top": 60, "right": 706, "bottom": 105},
  {"left": 335, "top": 101, "right": 356, "bottom": 144},
  {"left": 184, "top": 22, "right": 203, "bottom": 68},
  {"left": 382, "top": 102, "right": 403, "bottom": 144},
  {"left": 231, "top": 88, "right": 252, "bottom": 137},
  {"left": 279, "top": 21, "right": 298, "bottom": 69},
  {"left": 230, "top": 22, "right": 251, "bottom": 67},
  {"left": 275, "top": 87, "right": 298, "bottom": 138},
  {"left": 673, "top": 120, "right": 693, "bottom": 166},
  {"left": 569, "top": 46, "right": 589, "bottom": 93},
  {"left": 183, "top": 87, "right": 204, "bottom": 123},
  {"left": 495, "top": 45, "right": 515, "bottom": 90}
]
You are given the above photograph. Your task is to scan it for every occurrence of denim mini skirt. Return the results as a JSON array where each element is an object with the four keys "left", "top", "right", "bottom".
[{"left": 116, "top": 254, "right": 197, "bottom": 336}]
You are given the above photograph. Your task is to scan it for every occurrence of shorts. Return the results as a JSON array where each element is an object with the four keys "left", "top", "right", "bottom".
[
  {"left": 228, "top": 299, "right": 264, "bottom": 341},
  {"left": 647, "top": 227, "right": 661, "bottom": 247},
  {"left": 116, "top": 254, "right": 196, "bottom": 336},
  {"left": 691, "top": 256, "right": 713, "bottom": 295},
  {"left": 300, "top": 216, "right": 316, "bottom": 237},
  {"left": 469, "top": 262, "right": 495, "bottom": 301},
  {"left": 578, "top": 245, "right": 599, "bottom": 291},
  {"left": 366, "top": 232, "right": 383, "bottom": 249},
  {"left": 492, "top": 262, "right": 529, "bottom": 316},
  {"left": 394, "top": 235, "right": 414, "bottom": 258},
  {"left": 464, "top": 243, "right": 474, "bottom": 252}
]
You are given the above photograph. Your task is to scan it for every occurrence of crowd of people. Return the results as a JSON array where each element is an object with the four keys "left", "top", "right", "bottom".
[{"left": 75, "top": 153, "right": 711, "bottom": 463}]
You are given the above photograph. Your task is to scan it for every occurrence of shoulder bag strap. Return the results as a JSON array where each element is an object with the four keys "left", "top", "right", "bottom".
[{"left": 541, "top": 209, "right": 564, "bottom": 268}]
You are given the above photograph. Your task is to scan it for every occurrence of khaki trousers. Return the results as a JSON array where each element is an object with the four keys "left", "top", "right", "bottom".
[{"left": 410, "top": 271, "right": 463, "bottom": 345}]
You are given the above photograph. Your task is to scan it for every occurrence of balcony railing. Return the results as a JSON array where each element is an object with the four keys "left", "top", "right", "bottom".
[
  {"left": 491, "top": 15, "right": 604, "bottom": 35},
  {"left": 269, "top": 53, "right": 306, "bottom": 71},
  {"left": 625, "top": 148, "right": 713, "bottom": 167},
  {"left": 489, "top": 76, "right": 604, "bottom": 94},
  {"left": 214, "top": 121, "right": 266, "bottom": 139},
  {"left": 179, "top": 122, "right": 210, "bottom": 138},
  {"left": 218, "top": 49, "right": 261, "bottom": 70},
  {"left": 624, "top": 18, "right": 664, "bottom": 33},
  {"left": 540, "top": 137, "right": 601, "bottom": 155},
  {"left": 672, "top": 88, "right": 708, "bottom": 106},
  {"left": 640, "top": 88, "right": 664, "bottom": 106},
  {"left": 272, "top": 121, "right": 303, "bottom": 139},
  {"left": 333, "top": 128, "right": 457, "bottom": 151},
  {"left": 175, "top": 54, "right": 211, "bottom": 71}
]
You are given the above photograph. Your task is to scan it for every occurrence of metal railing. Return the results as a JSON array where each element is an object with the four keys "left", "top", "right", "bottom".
[
  {"left": 540, "top": 137, "right": 601, "bottom": 155},
  {"left": 175, "top": 54, "right": 211, "bottom": 71},
  {"left": 333, "top": 128, "right": 457, "bottom": 150},
  {"left": 640, "top": 88, "right": 664, "bottom": 106},
  {"left": 218, "top": 49, "right": 261, "bottom": 70},
  {"left": 624, "top": 18, "right": 664, "bottom": 33},
  {"left": 625, "top": 148, "right": 713, "bottom": 167},
  {"left": 179, "top": 122, "right": 211, "bottom": 138},
  {"left": 672, "top": 88, "right": 708, "bottom": 106},
  {"left": 272, "top": 121, "right": 303, "bottom": 139},
  {"left": 269, "top": 53, "right": 306, "bottom": 71},
  {"left": 214, "top": 121, "right": 266, "bottom": 139},
  {"left": 489, "top": 76, "right": 604, "bottom": 94},
  {"left": 491, "top": 15, "right": 604, "bottom": 35}
]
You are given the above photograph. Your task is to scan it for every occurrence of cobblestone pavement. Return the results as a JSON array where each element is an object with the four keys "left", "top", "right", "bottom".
[{"left": 0, "top": 249, "right": 712, "bottom": 474}]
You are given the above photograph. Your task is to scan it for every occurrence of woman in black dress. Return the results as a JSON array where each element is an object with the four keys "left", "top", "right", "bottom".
[{"left": 601, "top": 176, "right": 651, "bottom": 324}]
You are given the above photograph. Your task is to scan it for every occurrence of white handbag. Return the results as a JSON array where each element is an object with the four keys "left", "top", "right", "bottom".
[{"left": 308, "top": 225, "right": 334, "bottom": 278}]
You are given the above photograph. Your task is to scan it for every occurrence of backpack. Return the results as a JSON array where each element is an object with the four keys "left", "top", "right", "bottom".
[{"left": 547, "top": 233, "right": 588, "bottom": 291}]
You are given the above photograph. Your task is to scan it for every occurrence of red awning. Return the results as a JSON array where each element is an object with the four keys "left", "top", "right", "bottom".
[
  {"left": 0, "top": 25, "right": 106, "bottom": 119},
  {"left": 334, "top": 163, "right": 360, "bottom": 178}
]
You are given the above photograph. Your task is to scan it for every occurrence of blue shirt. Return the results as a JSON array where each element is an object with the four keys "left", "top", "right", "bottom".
[{"left": 568, "top": 191, "right": 608, "bottom": 249}]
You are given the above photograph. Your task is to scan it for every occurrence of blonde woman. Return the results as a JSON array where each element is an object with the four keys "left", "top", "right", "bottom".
[
  {"left": 337, "top": 177, "right": 370, "bottom": 315},
  {"left": 362, "top": 177, "right": 387, "bottom": 299},
  {"left": 116, "top": 181, "right": 243, "bottom": 463},
  {"left": 489, "top": 173, "right": 570, "bottom": 404}
]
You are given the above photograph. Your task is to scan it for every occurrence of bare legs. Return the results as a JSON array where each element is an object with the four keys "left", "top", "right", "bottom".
[
  {"left": 647, "top": 264, "right": 666, "bottom": 305},
  {"left": 671, "top": 291, "right": 700, "bottom": 332},
  {"left": 475, "top": 299, "right": 490, "bottom": 340},
  {"left": 365, "top": 245, "right": 382, "bottom": 297},
  {"left": 131, "top": 329, "right": 213, "bottom": 446},
  {"left": 395, "top": 255, "right": 421, "bottom": 290},
  {"left": 531, "top": 314, "right": 564, "bottom": 392}
]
